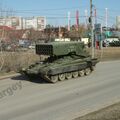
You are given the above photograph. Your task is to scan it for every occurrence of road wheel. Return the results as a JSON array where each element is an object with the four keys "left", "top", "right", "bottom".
[
  {"left": 65, "top": 72, "right": 72, "bottom": 79},
  {"left": 58, "top": 74, "right": 65, "bottom": 81},
  {"left": 50, "top": 75, "right": 58, "bottom": 83},
  {"left": 72, "top": 71, "right": 79, "bottom": 78},
  {"left": 85, "top": 68, "right": 91, "bottom": 76},
  {"left": 91, "top": 66, "right": 96, "bottom": 71},
  {"left": 79, "top": 70, "right": 85, "bottom": 77}
]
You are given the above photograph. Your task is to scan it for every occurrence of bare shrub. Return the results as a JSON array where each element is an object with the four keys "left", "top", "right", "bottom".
[{"left": 0, "top": 51, "right": 40, "bottom": 73}]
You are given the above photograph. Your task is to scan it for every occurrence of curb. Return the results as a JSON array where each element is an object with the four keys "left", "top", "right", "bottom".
[{"left": 0, "top": 73, "right": 20, "bottom": 80}]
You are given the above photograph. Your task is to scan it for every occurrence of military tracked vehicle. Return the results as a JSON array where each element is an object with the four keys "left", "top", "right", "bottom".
[{"left": 22, "top": 41, "right": 98, "bottom": 83}]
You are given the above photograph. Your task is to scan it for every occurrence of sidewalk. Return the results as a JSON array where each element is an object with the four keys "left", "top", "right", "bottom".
[{"left": 0, "top": 72, "right": 20, "bottom": 80}]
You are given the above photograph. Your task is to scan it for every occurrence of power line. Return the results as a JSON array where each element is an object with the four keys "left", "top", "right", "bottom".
[
  {"left": 14, "top": 6, "right": 87, "bottom": 11},
  {"left": 0, "top": 6, "right": 86, "bottom": 13}
]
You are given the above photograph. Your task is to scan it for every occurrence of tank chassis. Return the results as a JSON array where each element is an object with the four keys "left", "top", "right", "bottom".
[{"left": 22, "top": 41, "right": 99, "bottom": 83}]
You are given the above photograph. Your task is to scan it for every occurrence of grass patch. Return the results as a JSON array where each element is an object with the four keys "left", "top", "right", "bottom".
[{"left": 0, "top": 51, "right": 40, "bottom": 73}]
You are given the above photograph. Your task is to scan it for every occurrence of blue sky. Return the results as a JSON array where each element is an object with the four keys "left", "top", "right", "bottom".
[{"left": 1, "top": 0, "right": 120, "bottom": 26}]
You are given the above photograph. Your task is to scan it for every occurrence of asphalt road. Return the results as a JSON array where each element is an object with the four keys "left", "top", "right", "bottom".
[{"left": 0, "top": 60, "right": 120, "bottom": 120}]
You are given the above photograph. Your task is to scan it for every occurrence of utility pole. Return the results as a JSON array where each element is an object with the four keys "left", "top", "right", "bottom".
[
  {"left": 68, "top": 12, "right": 71, "bottom": 31},
  {"left": 105, "top": 8, "right": 108, "bottom": 29},
  {"left": 94, "top": 8, "right": 97, "bottom": 24},
  {"left": 90, "top": 0, "right": 94, "bottom": 58},
  {"left": 85, "top": 9, "right": 88, "bottom": 27},
  {"left": 105, "top": 8, "right": 108, "bottom": 41},
  {"left": 76, "top": 10, "right": 79, "bottom": 31}
]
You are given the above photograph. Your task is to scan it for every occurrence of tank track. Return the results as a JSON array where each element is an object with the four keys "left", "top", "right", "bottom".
[{"left": 44, "top": 66, "right": 95, "bottom": 83}]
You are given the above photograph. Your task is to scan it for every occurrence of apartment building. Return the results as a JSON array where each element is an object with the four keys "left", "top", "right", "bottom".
[{"left": 0, "top": 16, "right": 46, "bottom": 31}]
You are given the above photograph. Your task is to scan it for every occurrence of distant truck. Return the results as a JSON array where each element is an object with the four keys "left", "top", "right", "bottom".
[
  {"left": 55, "top": 38, "right": 70, "bottom": 42},
  {"left": 22, "top": 41, "right": 98, "bottom": 83}
]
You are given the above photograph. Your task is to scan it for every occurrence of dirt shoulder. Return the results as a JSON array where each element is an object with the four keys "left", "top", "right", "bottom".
[
  {"left": 74, "top": 102, "right": 120, "bottom": 120},
  {"left": 95, "top": 47, "right": 120, "bottom": 61}
]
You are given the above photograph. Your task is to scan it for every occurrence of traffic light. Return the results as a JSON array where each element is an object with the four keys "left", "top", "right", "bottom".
[{"left": 88, "top": 17, "right": 91, "bottom": 23}]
